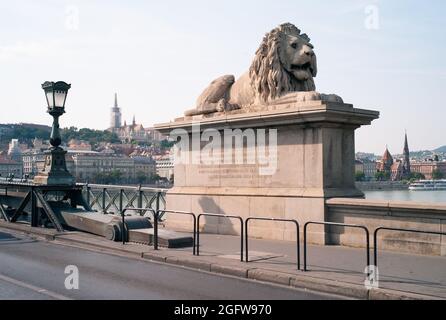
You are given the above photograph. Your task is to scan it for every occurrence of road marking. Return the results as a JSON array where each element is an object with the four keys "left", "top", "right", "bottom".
[{"left": 0, "top": 273, "right": 72, "bottom": 300}]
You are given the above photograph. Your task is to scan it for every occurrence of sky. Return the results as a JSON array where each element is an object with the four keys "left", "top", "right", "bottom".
[{"left": 0, "top": 0, "right": 445, "bottom": 154}]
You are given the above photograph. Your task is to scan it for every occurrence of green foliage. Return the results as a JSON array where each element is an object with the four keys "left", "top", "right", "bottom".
[
  {"left": 432, "top": 169, "right": 444, "bottom": 180},
  {"left": 135, "top": 171, "right": 161, "bottom": 184},
  {"left": 0, "top": 124, "right": 120, "bottom": 149},
  {"left": 92, "top": 169, "right": 122, "bottom": 184},
  {"left": 160, "top": 139, "right": 175, "bottom": 150},
  {"left": 375, "top": 171, "right": 390, "bottom": 181},
  {"left": 408, "top": 172, "right": 425, "bottom": 183},
  {"left": 61, "top": 127, "right": 120, "bottom": 146},
  {"left": 0, "top": 124, "right": 50, "bottom": 146},
  {"left": 355, "top": 171, "right": 366, "bottom": 182}
]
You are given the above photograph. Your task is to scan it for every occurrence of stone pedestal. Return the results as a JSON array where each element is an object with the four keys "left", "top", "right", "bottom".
[
  {"left": 155, "top": 99, "right": 379, "bottom": 244},
  {"left": 33, "top": 147, "right": 75, "bottom": 186}
]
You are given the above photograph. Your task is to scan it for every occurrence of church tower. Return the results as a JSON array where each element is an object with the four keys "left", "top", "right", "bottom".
[
  {"left": 402, "top": 132, "right": 411, "bottom": 178},
  {"left": 110, "top": 93, "right": 122, "bottom": 129}
]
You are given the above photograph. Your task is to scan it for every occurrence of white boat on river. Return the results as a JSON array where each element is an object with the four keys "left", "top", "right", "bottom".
[{"left": 409, "top": 180, "right": 446, "bottom": 191}]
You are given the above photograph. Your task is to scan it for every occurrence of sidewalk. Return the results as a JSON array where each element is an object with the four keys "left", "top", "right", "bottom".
[{"left": 1, "top": 221, "right": 445, "bottom": 300}]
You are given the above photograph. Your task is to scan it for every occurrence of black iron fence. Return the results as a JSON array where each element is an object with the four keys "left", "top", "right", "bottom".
[
  {"left": 303, "top": 221, "right": 370, "bottom": 272},
  {"left": 245, "top": 217, "right": 300, "bottom": 270},
  {"left": 80, "top": 183, "right": 167, "bottom": 217},
  {"left": 160, "top": 210, "right": 197, "bottom": 255},
  {"left": 196, "top": 213, "right": 244, "bottom": 262},
  {"left": 374, "top": 227, "right": 446, "bottom": 268}
]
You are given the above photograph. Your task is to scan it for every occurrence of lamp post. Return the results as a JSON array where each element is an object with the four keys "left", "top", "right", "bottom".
[{"left": 33, "top": 81, "right": 75, "bottom": 186}]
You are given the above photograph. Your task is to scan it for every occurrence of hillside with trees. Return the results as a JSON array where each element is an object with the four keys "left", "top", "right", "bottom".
[
  {"left": 61, "top": 127, "right": 120, "bottom": 146},
  {"left": 0, "top": 123, "right": 119, "bottom": 148}
]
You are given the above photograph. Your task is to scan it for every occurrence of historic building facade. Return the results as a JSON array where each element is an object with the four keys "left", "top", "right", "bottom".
[
  {"left": 0, "top": 157, "right": 22, "bottom": 178},
  {"left": 411, "top": 161, "right": 446, "bottom": 180},
  {"left": 376, "top": 133, "right": 412, "bottom": 181},
  {"left": 71, "top": 152, "right": 136, "bottom": 183},
  {"left": 107, "top": 93, "right": 167, "bottom": 144},
  {"left": 107, "top": 93, "right": 149, "bottom": 143},
  {"left": 154, "top": 153, "right": 174, "bottom": 181}
]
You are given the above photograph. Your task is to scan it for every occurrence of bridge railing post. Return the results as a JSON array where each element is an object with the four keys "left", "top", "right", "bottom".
[
  {"left": 102, "top": 188, "right": 106, "bottom": 214},
  {"left": 85, "top": 183, "right": 90, "bottom": 208},
  {"left": 137, "top": 184, "right": 143, "bottom": 215},
  {"left": 31, "top": 187, "right": 38, "bottom": 227},
  {"left": 154, "top": 191, "right": 160, "bottom": 250}
]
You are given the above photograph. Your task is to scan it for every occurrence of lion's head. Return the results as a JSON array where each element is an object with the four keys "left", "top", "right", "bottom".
[{"left": 249, "top": 23, "right": 318, "bottom": 104}]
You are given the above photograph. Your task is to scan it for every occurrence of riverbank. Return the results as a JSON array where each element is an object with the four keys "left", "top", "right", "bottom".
[{"left": 356, "top": 181, "right": 408, "bottom": 191}]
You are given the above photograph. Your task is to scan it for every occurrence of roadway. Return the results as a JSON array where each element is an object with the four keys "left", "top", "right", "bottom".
[{"left": 0, "top": 230, "right": 342, "bottom": 300}]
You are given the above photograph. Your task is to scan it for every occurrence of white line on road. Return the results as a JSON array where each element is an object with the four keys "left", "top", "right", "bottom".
[{"left": 0, "top": 273, "right": 72, "bottom": 300}]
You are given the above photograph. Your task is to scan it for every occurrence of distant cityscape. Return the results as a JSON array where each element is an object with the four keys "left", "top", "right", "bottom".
[
  {"left": 355, "top": 133, "right": 446, "bottom": 182},
  {"left": 0, "top": 94, "right": 174, "bottom": 186}
]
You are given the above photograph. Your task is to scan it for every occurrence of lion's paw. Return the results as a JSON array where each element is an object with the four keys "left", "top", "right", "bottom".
[{"left": 320, "top": 93, "right": 344, "bottom": 103}]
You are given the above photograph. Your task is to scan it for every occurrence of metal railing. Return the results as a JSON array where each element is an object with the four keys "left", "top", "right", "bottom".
[
  {"left": 303, "top": 221, "right": 370, "bottom": 272},
  {"left": 120, "top": 192, "right": 164, "bottom": 249},
  {"left": 245, "top": 217, "right": 300, "bottom": 270},
  {"left": 120, "top": 208, "right": 136, "bottom": 245},
  {"left": 374, "top": 227, "right": 446, "bottom": 268},
  {"left": 160, "top": 210, "right": 197, "bottom": 255},
  {"left": 79, "top": 183, "right": 167, "bottom": 218},
  {"left": 121, "top": 207, "right": 197, "bottom": 255},
  {"left": 196, "top": 213, "right": 244, "bottom": 262}
]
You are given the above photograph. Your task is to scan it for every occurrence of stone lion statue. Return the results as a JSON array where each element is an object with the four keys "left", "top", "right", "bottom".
[{"left": 185, "top": 23, "right": 342, "bottom": 116}]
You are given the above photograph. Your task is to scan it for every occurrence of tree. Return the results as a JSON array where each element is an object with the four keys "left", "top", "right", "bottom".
[
  {"left": 92, "top": 170, "right": 123, "bottom": 184},
  {"left": 61, "top": 127, "right": 120, "bottom": 147},
  {"left": 432, "top": 169, "right": 444, "bottom": 180},
  {"left": 355, "top": 171, "right": 366, "bottom": 182},
  {"left": 0, "top": 124, "right": 50, "bottom": 147},
  {"left": 160, "top": 139, "right": 175, "bottom": 150},
  {"left": 409, "top": 172, "right": 425, "bottom": 182},
  {"left": 375, "top": 171, "right": 390, "bottom": 181},
  {"left": 109, "top": 170, "right": 122, "bottom": 183},
  {"left": 136, "top": 171, "right": 148, "bottom": 184}
]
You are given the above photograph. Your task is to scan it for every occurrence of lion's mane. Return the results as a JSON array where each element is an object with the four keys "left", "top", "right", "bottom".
[{"left": 249, "top": 23, "right": 317, "bottom": 104}]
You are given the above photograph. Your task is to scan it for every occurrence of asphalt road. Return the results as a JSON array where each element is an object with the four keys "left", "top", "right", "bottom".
[{"left": 0, "top": 231, "right": 341, "bottom": 300}]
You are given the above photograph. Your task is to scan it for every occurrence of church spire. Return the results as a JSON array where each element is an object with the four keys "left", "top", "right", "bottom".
[
  {"left": 110, "top": 92, "right": 122, "bottom": 129},
  {"left": 404, "top": 131, "right": 409, "bottom": 154},
  {"left": 403, "top": 131, "right": 411, "bottom": 177},
  {"left": 132, "top": 115, "right": 136, "bottom": 126}
]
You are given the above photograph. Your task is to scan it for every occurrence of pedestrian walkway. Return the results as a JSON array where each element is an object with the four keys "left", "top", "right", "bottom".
[{"left": 188, "top": 233, "right": 446, "bottom": 298}]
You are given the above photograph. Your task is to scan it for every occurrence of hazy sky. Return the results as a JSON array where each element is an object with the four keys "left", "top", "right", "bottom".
[{"left": 0, "top": 0, "right": 445, "bottom": 154}]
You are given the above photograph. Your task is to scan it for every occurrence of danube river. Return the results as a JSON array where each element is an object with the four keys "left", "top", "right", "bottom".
[{"left": 364, "top": 190, "right": 446, "bottom": 204}]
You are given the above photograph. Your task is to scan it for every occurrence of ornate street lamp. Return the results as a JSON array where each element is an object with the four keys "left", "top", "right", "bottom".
[{"left": 33, "top": 81, "right": 75, "bottom": 186}]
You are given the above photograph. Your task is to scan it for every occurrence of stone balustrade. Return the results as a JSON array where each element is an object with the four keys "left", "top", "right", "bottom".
[{"left": 326, "top": 198, "right": 446, "bottom": 256}]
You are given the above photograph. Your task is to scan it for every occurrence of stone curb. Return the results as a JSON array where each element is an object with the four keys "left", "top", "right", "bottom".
[
  {"left": 0, "top": 221, "right": 62, "bottom": 240},
  {"left": 248, "top": 269, "right": 293, "bottom": 286},
  {"left": 368, "top": 288, "right": 443, "bottom": 300},
  {"left": 291, "top": 274, "right": 369, "bottom": 299},
  {"left": 0, "top": 223, "right": 443, "bottom": 300},
  {"left": 211, "top": 264, "right": 251, "bottom": 278}
]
